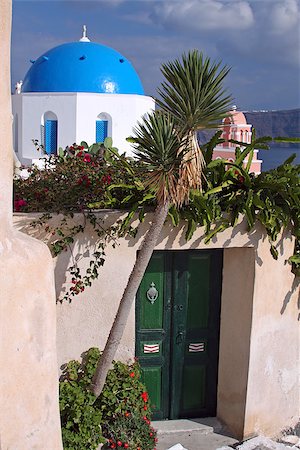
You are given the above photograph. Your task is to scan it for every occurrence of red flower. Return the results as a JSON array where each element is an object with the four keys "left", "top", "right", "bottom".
[
  {"left": 77, "top": 175, "right": 91, "bottom": 187},
  {"left": 110, "top": 444, "right": 116, "bottom": 449},
  {"left": 14, "top": 198, "right": 27, "bottom": 212},
  {"left": 141, "top": 392, "right": 148, "bottom": 402},
  {"left": 125, "top": 412, "right": 130, "bottom": 417},
  {"left": 143, "top": 405, "right": 147, "bottom": 411},
  {"left": 102, "top": 174, "right": 112, "bottom": 185},
  {"left": 124, "top": 444, "right": 129, "bottom": 449},
  {"left": 83, "top": 153, "right": 91, "bottom": 162},
  {"left": 77, "top": 151, "right": 83, "bottom": 157},
  {"left": 129, "top": 372, "right": 135, "bottom": 378},
  {"left": 117, "top": 441, "right": 122, "bottom": 447}
]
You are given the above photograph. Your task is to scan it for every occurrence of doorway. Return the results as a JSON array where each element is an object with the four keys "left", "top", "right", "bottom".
[{"left": 136, "top": 250, "right": 223, "bottom": 420}]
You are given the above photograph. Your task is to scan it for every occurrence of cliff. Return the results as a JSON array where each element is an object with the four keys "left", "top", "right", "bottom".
[{"left": 244, "top": 109, "right": 300, "bottom": 143}]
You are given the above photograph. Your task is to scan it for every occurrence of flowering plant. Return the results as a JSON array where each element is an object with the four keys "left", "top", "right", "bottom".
[{"left": 60, "top": 348, "right": 157, "bottom": 450}]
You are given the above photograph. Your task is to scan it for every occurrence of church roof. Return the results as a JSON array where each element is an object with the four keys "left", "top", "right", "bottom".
[{"left": 22, "top": 39, "right": 144, "bottom": 95}]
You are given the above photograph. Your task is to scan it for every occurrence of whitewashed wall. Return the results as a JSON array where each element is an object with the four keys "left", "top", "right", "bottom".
[{"left": 12, "top": 92, "right": 155, "bottom": 164}]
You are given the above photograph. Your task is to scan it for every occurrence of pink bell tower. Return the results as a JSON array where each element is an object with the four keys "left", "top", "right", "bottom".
[{"left": 213, "top": 106, "right": 262, "bottom": 174}]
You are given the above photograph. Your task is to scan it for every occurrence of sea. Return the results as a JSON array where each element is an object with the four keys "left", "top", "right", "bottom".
[{"left": 259, "top": 144, "right": 300, "bottom": 171}]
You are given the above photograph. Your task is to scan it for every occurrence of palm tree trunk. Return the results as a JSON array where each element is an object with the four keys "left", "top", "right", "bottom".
[{"left": 90, "top": 200, "right": 170, "bottom": 397}]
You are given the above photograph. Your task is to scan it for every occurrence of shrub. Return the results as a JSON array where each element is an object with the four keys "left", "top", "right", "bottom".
[
  {"left": 103, "top": 413, "right": 157, "bottom": 450},
  {"left": 14, "top": 141, "right": 147, "bottom": 214},
  {"left": 59, "top": 359, "right": 104, "bottom": 450},
  {"left": 59, "top": 348, "right": 157, "bottom": 450}
]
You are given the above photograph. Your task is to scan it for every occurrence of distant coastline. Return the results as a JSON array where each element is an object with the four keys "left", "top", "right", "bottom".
[{"left": 244, "top": 108, "right": 300, "bottom": 170}]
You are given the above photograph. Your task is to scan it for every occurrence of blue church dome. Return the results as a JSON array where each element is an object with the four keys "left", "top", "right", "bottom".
[{"left": 22, "top": 40, "right": 144, "bottom": 95}]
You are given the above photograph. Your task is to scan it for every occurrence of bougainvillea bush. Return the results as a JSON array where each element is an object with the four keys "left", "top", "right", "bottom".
[
  {"left": 14, "top": 139, "right": 148, "bottom": 214},
  {"left": 59, "top": 348, "right": 157, "bottom": 450}
]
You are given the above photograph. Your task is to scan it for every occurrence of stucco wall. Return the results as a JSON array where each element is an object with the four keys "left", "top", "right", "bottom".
[
  {"left": 13, "top": 212, "right": 299, "bottom": 439},
  {"left": 217, "top": 247, "right": 255, "bottom": 437}
]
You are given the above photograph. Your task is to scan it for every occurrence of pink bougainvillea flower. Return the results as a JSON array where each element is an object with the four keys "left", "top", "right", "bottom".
[
  {"left": 14, "top": 198, "right": 27, "bottom": 212},
  {"left": 83, "top": 153, "right": 91, "bottom": 163},
  {"left": 102, "top": 174, "right": 112, "bottom": 185}
]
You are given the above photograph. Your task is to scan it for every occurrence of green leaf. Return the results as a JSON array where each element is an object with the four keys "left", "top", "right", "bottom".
[
  {"left": 204, "top": 223, "right": 228, "bottom": 244},
  {"left": 185, "top": 218, "right": 197, "bottom": 241},
  {"left": 204, "top": 180, "right": 233, "bottom": 196},
  {"left": 168, "top": 205, "right": 180, "bottom": 226},
  {"left": 104, "top": 137, "right": 113, "bottom": 149}
]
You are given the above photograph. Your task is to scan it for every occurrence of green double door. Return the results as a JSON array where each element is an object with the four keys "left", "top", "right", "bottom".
[{"left": 136, "top": 250, "right": 223, "bottom": 420}]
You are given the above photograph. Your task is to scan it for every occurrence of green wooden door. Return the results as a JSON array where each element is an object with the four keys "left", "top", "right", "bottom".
[{"left": 136, "top": 250, "right": 223, "bottom": 420}]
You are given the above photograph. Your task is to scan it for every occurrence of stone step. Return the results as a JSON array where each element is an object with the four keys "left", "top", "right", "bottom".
[{"left": 153, "top": 417, "right": 225, "bottom": 435}]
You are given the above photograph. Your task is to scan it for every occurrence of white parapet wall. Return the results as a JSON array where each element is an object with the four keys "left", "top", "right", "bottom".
[{"left": 13, "top": 212, "right": 300, "bottom": 440}]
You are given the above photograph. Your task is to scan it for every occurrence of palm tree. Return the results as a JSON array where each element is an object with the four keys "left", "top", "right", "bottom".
[{"left": 90, "top": 50, "right": 233, "bottom": 397}]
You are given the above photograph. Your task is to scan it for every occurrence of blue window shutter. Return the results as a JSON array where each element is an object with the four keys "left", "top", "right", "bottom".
[
  {"left": 96, "top": 120, "right": 108, "bottom": 143},
  {"left": 45, "top": 120, "right": 57, "bottom": 154}
]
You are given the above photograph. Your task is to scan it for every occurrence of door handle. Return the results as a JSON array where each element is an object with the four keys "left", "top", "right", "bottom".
[{"left": 176, "top": 331, "right": 184, "bottom": 344}]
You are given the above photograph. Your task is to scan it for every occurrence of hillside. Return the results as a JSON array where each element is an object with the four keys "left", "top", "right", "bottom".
[
  {"left": 198, "top": 108, "right": 300, "bottom": 148},
  {"left": 244, "top": 109, "right": 300, "bottom": 141}
]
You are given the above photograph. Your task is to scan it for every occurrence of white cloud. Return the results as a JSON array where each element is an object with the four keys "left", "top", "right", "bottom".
[
  {"left": 269, "top": 0, "right": 300, "bottom": 34},
  {"left": 152, "top": 0, "right": 254, "bottom": 32}
]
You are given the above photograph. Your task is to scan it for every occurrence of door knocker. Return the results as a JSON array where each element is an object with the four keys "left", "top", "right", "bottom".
[{"left": 146, "top": 282, "right": 159, "bottom": 305}]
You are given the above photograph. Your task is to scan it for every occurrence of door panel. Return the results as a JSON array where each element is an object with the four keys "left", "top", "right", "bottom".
[
  {"left": 136, "top": 250, "right": 222, "bottom": 420},
  {"left": 136, "top": 253, "right": 170, "bottom": 419}
]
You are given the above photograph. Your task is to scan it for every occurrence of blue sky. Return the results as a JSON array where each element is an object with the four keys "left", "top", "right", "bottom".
[{"left": 12, "top": 0, "right": 300, "bottom": 111}]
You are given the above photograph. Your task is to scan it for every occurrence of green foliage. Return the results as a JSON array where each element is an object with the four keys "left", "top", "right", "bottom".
[
  {"left": 14, "top": 141, "right": 146, "bottom": 214},
  {"left": 181, "top": 134, "right": 300, "bottom": 275},
  {"left": 59, "top": 357, "right": 103, "bottom": 450},
  {"left": 104, "top": 414, "right": 157, "bottom": 450},
  {"left": 59, "top": 349, "right": 156, "bottom": 450}
]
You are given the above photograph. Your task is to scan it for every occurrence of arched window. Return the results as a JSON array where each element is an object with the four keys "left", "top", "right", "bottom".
[
  {"left": 41, "top": 111, "right": 58, "bottom": 154},
  {"left": 13, "top": 114, "right": 18, "bottom": 153},
  {"left": 95, "top": 113, "right": 112, "bottom": 143}
]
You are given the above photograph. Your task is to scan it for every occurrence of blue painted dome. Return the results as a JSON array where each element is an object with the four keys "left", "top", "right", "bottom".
[{"left": 22, "top": 41, "right": 144, "bottom": 95}]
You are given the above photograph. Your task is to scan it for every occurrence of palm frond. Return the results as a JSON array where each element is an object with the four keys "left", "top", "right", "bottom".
[
  {"left": 157, "top": 50, "right": 233, "bottom": 132},
  {"left": 130, "top": 111, "right": 184, "bottom": 205}
]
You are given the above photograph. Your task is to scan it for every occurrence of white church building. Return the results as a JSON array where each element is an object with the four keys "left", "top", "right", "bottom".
[{"left": 12, "top": 27, "right": 155, "bottom": 164}]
